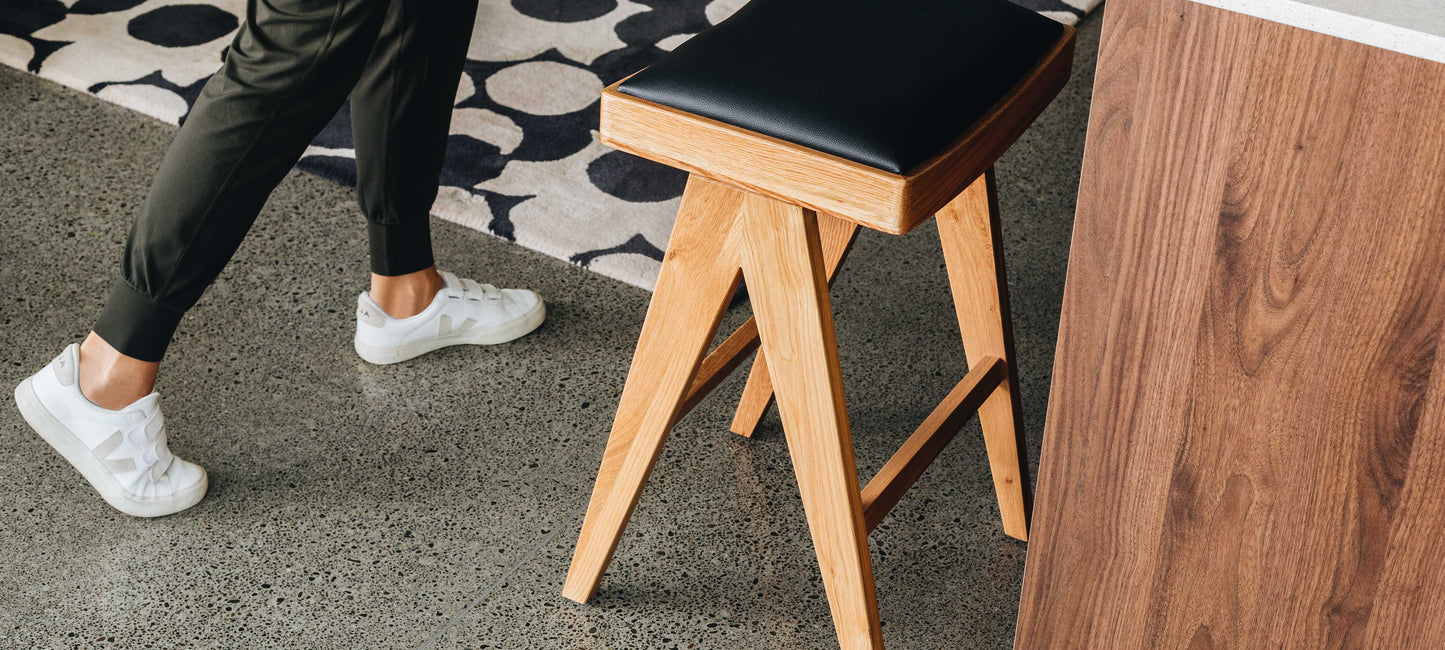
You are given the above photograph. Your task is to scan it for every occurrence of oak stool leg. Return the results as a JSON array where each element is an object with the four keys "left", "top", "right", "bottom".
[
  {"left": 740, "top": 193, "right": 883, "bottom": 650},
  {"left": 563, "top": 176, "right": 747, "bottom": 602},
  {"left": 729, "top": 355, "right": 775, "bottom": 436},
  {"left": 730, "top": 214, "right": 860, "bottom": 437},
  {"left": 935, "top": 168, "right": 1032, "bottom": 541}
]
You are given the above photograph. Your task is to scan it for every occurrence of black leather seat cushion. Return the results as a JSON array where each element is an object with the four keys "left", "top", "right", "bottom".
[{"left": 618, "top": 0, "right": 1065, "bottom": 175}]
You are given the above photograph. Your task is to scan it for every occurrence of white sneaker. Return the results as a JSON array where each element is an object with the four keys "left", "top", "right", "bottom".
[
  {"left": 13, "top": 344, "right": 208, "bottom": 517},
  {"left": 354, "top": 270, "right": 545, "bottom": 365}
]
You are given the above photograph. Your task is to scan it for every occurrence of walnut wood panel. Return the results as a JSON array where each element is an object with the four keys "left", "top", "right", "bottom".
[
  {"left": 1016, "top": 0, "right": 1445, "bottom": 647},
  {"left": 598, "top": 29, "right": 1074, "bottom": 235}
]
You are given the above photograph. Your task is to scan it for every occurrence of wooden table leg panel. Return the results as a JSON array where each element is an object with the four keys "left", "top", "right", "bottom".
[
  {"left": 1363, "top": 335, "right": 1445, "bottom": 647},
  {"left": 1016, "top": 0, "right": 1445, "bottom": 646}
]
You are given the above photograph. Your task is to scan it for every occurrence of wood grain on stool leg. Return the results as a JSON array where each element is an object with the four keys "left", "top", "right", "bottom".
[
  {"left": 731, "top": 214, "right": 859, "bottom": 437},
  {"left": 740, "top": 194, "right": 883, "bottom": 649},
  {"left": 730, "top": 355, "right": 774, "bottom": 436},
  {"left": 936, "top": 167, "right": 1031, "bottom": 541},
  {"left": 563, "top": 175, "right": 746, "bottom": 603}
]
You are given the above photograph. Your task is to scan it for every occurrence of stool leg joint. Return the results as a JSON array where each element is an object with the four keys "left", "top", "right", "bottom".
[{"left": 679, "top": 317, "right": 760, "bottom": 420}]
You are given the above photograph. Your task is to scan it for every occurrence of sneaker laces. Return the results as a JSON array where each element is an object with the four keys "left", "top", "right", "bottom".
[{"left": 123, "top": 408, "right": 175, "bottom": 481}]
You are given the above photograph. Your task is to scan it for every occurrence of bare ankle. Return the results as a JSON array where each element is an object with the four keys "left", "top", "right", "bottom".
[
  {"left": 78, "top": 332, "right": 158, "bottom": 410},
  {"left": 370, "top": 266, "right": 445, "bottom": 319}
]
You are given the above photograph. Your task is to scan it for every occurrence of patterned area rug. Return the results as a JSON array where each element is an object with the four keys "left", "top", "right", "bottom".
[{"left": 1, "top": 0, "right": 1100, "bottom": 289}]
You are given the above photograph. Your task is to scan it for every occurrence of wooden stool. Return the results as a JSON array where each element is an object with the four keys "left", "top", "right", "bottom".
[{"left": 562, "top": 1, "right": 1074, "bottom": 647}]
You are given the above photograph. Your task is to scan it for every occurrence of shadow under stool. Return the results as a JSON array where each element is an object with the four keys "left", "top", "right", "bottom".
[{"left": 562, "top": 1, "right": 1075, "bottom": 647}]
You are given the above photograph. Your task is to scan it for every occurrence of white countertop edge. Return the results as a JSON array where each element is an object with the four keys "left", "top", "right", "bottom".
[{"left": 1189, "top": 0, "right": 1445, "bottom": 65}]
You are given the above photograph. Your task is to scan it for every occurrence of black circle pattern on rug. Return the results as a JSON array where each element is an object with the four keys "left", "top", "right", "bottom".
[
  {"left": 127, "top": 5, "right": 237, "bottom": 48},
  {"left": 1, "top": 0, "right": 70, "bottom": 70},
  {"left": 587, "top": 150, "right": 687, "bottom": 203},
  {"left": 69, "top": 0, "right": 149, "bottom": 14},
  {"left": 512, "top": 0, "right": 618, "bottom": 23}
]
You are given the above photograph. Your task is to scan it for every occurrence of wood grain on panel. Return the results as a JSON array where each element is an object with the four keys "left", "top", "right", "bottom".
[{"left": 1016, "top": 0, "right": 1445, "bottom": 647}]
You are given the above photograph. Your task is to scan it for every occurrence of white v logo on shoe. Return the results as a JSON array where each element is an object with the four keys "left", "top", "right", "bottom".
[
  {"left": 92, "top": 431, "right": 136, "bottom": 474},
  {"left": 438, "top": 314, "right": 477, "bottom": 336}
]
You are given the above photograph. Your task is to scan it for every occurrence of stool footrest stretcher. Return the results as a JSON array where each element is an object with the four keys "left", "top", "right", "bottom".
[{"left": 861, "top": 356, "right": 1007, "bottom": 533}]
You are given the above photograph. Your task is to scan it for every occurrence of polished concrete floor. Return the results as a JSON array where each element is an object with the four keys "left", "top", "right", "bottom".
[{"left": 0, "top": 13, "right": 1098, "bottom": 649}]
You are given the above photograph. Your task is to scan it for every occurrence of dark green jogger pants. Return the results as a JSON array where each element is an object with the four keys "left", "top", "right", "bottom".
[{"left": 93, "top": 0, "right": 480, "bottom": 362}]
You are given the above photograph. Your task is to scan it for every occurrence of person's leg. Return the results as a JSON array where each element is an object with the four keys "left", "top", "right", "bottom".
[
  {"left": 83, "top": 0, "right": 394, "bottom": 406},
  {"left": 349, "top": 0, "right": 477, "bottom": 319},
  {"left": 15, "top": 0, "right": 406, "bottom": 517},
  {"left": 345, "top": 0, "right": 544, "bottom": 365}
]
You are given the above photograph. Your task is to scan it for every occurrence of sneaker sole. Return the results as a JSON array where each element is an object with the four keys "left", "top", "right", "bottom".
[
  {"left": 14, "top": 378, "right": 208, "bottom": 518},
  {"left": 354, "top": 300, "right": 547, "bottom": 365}
]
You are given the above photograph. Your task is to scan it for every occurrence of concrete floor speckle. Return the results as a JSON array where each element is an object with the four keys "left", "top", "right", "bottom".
[{"left": 0, "top": 12, "right": 1098, "bottom": 649}]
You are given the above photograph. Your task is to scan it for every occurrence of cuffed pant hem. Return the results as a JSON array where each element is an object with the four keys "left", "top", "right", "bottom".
[
  {"left": 92, "top": 279, "right": 187, "bottom": 363},
  {"left": 368, "top": 219, "right": 435, "bottom": 276}
]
